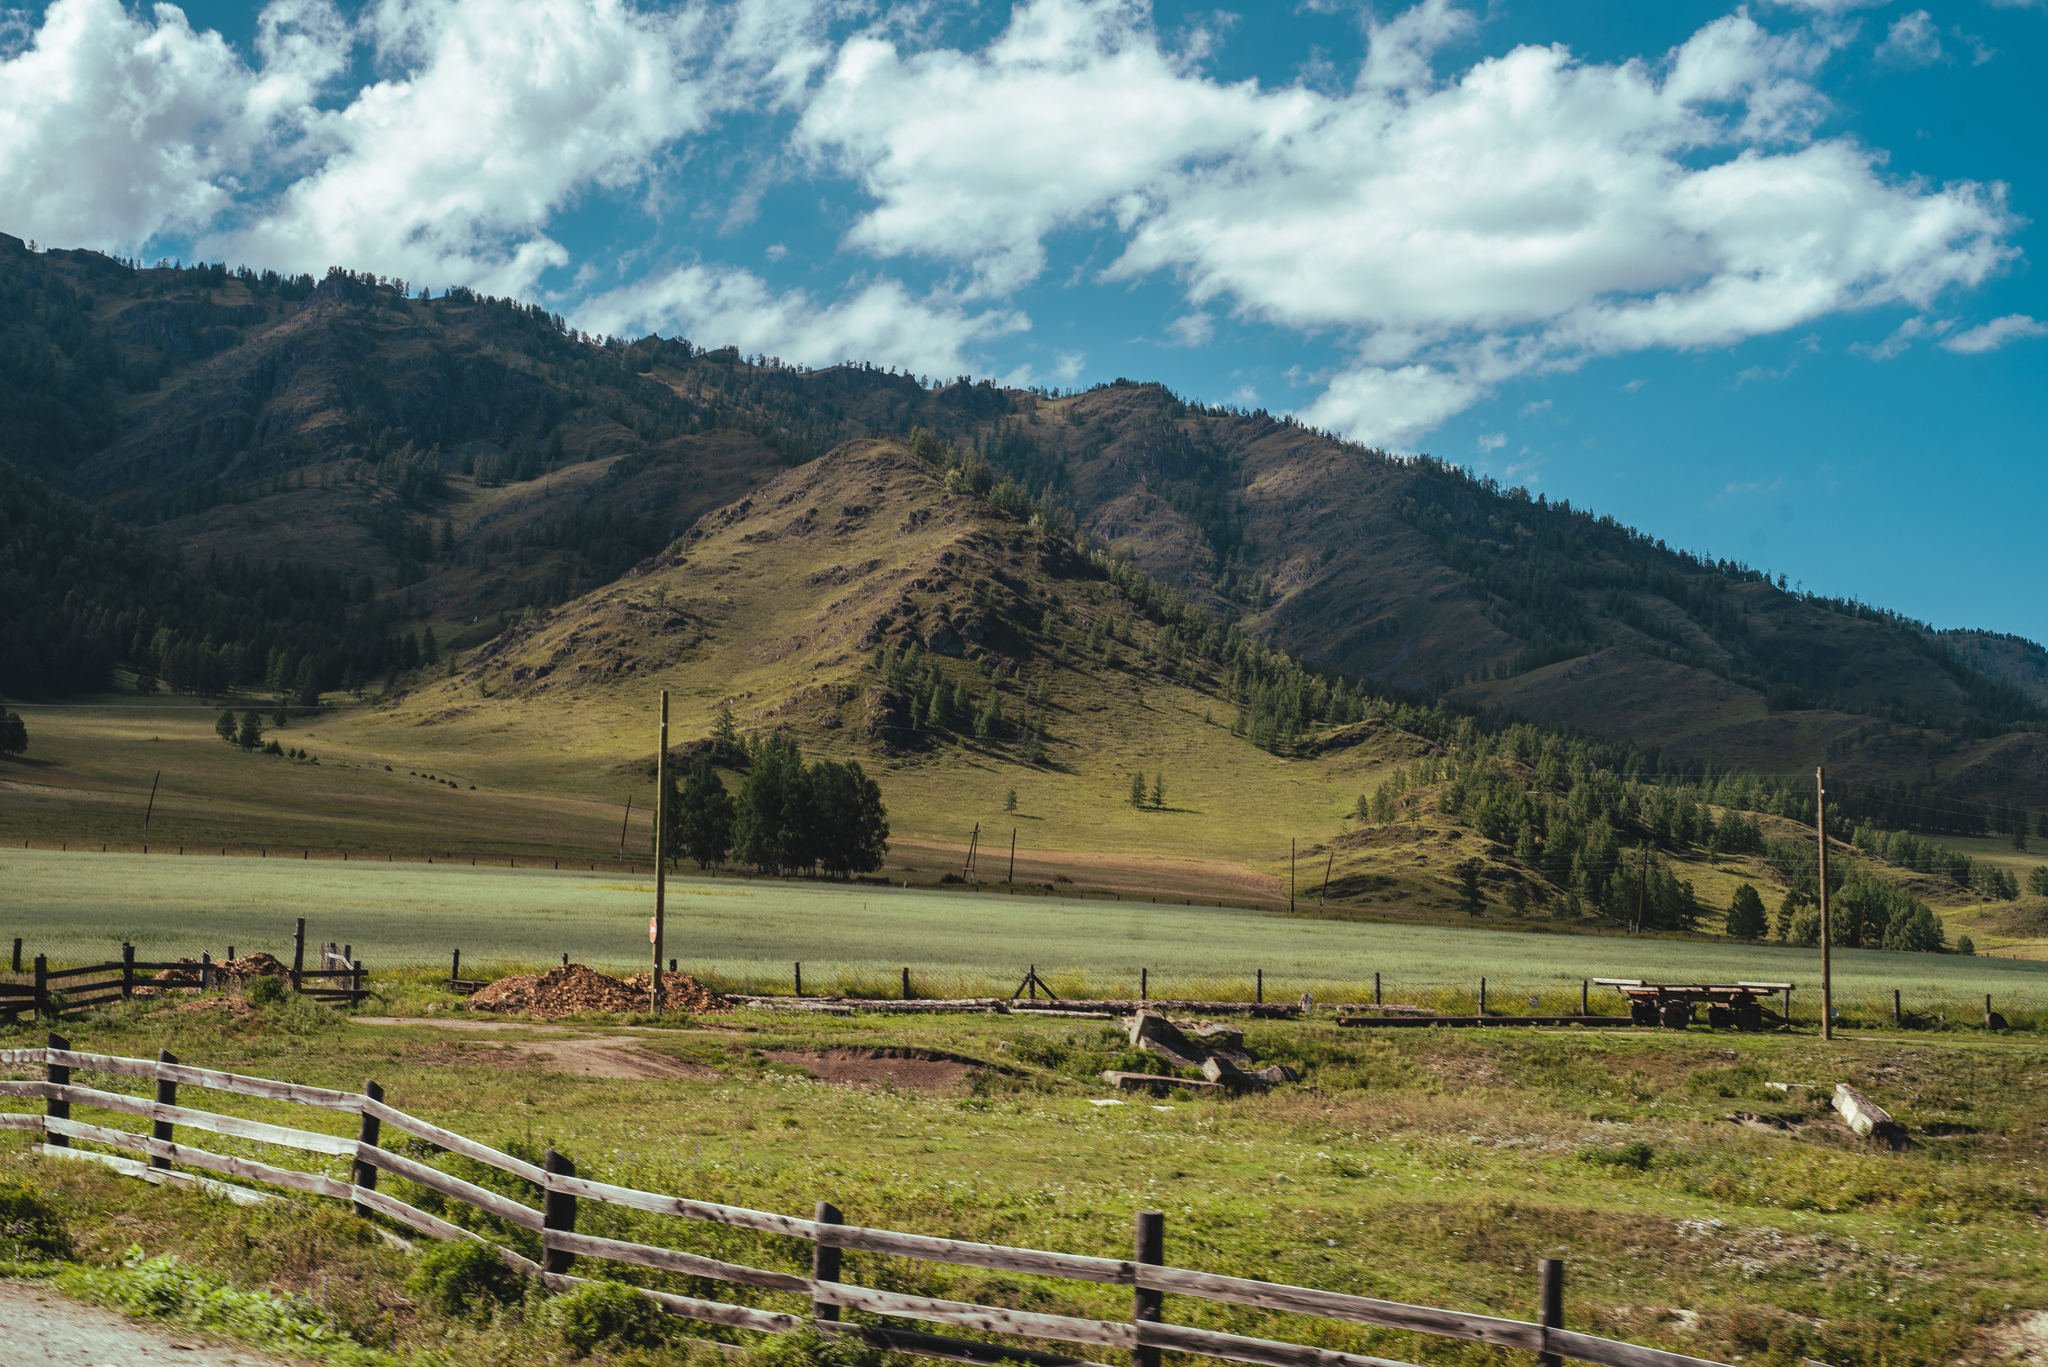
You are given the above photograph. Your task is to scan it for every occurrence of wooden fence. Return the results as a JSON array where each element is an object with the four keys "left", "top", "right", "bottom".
[
  {"left": 0, "top": 1037, "right": 1728, "bottom": 1367},
  {"left": 1, "top": 920, "right": 369, "bottom": 1020}
]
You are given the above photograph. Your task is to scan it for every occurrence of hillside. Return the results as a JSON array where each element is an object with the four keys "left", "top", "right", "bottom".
[{"left": 7, "top": 231, "right": 2048, "bottom": 822}]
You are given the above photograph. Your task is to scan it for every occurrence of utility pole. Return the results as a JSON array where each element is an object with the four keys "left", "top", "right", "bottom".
[
  {"left": 618, "top": 793, "right": 631, "bottom": 860},
  {"left": 143, "top": 770, "right": 160, "bottom": 838},
  {"left": 653, "top": 692, "right": 668, "bottom": 1011},
  {"left": 1290, "top": 838, "right": 1296, "bottom": 914},
  {"left": 1008, "top": 828, "right": 1017, "bottom": 885},
  {"left": 1319, "top": 851, "right": 1333, "bottom": 910},
  {"left": 1818, "top": 765, "right": 1831, "bottom": 1041}
]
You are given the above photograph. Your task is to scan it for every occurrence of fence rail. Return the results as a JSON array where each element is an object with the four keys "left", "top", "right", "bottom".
[
  {"left": 2, "top": 921, "right": 369, "bottom": 1020},
  {"left": 0, "top": 1038, "right": 1729, "bottom": 1367}
]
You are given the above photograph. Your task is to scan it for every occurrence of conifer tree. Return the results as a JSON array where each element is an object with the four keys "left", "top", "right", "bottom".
[
  {"left": 675, "top": 756, "right": 734, "bottom": 869},
  {"left": 1724, "top": 883, "right": 1768, "bottom": 940}
]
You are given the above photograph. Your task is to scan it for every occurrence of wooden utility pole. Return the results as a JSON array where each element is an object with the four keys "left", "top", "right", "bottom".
[
  {"left": 653, "top": 692, "right": 668, "bottom": 1011},
  {"left": 618, "top": 793, "right": 632, "bottom": 860},
  {"left": 1818, "top": 765, "right": 1831, "bottom": 1041},
  {"left": 1008, "top": 828, "right": 1017, "bottom": 885},
  {"left": 143, "top": 770, "right": 160, "bottom": 838},
  {"left": 1290, "top": 838, "right": 1296, "bottom": 913},
  {"left": 1319, "top": 851, "right": 1333, "bottom": 909}
]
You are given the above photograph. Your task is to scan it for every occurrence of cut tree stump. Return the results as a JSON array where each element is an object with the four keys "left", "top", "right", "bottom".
[{"left": 1101, "top": 1070, "right": 1223, "bottom": 1094}]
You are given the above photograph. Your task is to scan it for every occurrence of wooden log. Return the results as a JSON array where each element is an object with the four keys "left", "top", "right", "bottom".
[
  {"left": 544, "top": 1171, "right": 818, "bottom": 1238},
  {"left": 42, "top": 1082, "right": 358, "bottom": 1155},
  {"left": 352, "top": 1080, "right": 383, "bottom": 1219},
  {"left": 1101, "top": 1071, "right": 1223, "bottom": 1093},
  {"left": 634, "top": 1282, "right": 804, "bottom": 1335},
  {"left": 1832, "top": 1084, "right": 1896, "bottom": 1139},
  {"left": 1137, "top": 1320, "right": 1423, "bottom": 1367},
  {"left": 542, "top": 1149, "right": 578, "bottom": 1275},
  {"left": 41, "top": 962, "right": 124, "bottom": 981},
  {"left": 0, "top": 1079, "right": 59, "bottom": 1100},
  {"left": 357, "top": 1144, "right": 546, "bottom": 1231},
  {"left": 364, "top": 1099, "right": 545, "bottom": 1184},
  {"left": 1134, "top": 1210, "right": 1164, "bottom": 1367},
  {"left": 814, "top": 1200, "right": 844, "bottom": 1322},
  {"left": 543, "top": 1228, "right": 808, "bottom": 1293},
  {"left": 43, "top": 1116, "right": 352, "bottom": 1199},
  {"left": 1133, "top": 1266, "right": 1544, "bottom": 1350},
  {"left": 1336, "top": 1017, "right": 1635, "bottom": 1030},
  {"left": 45, "top": 1030, "right": 69, "bottom": 1149},
  {"left": 40, "top": 1143, "right": 277, "bottom": 1205},
  {"left": 809, "top": 1284, "right": 1136, "bottom": 1350},
  {"left": 821, "top": 1225, "right": 1131, "bottom": 1287},
  {"left": 150, "top": 1048, "right": 177, "bottom": 1171},
  {"left": 820, "top": 1320, "right": 1114, "bottom": 1367}
]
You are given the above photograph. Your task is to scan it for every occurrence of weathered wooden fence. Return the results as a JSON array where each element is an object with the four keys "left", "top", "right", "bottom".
[
  {"left": 2, "top": 920, "right": 369, "bottom": 1021},
  {"left": 0, "top": 1038, "right": 1729, "bottom": 1367}
]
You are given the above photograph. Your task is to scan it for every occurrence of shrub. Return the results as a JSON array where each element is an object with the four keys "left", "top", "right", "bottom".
[
  {"left": 546, "top": 1279, "right": 668, "bottom": 1354},
  {"left": 0, "top": 1175, "right": 72, "bottom": 1262},
  {"left": 406, "top": 1237, "right": 525, "bottom": 1319},
  {"left": 1580, "top": 1141, "right": 1654, "bottom": 1172},
  {"left": 751, "top": 1325, "right": 887, "bottom": 1367},
  {"left": 245, "top": 975, "right": 286, "bottom": 1006}
]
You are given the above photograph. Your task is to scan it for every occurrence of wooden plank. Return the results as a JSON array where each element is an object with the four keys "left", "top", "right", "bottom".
[
  {"left": 1139, "top": 1322, "right": 1422, "bottom": 1367},
  {"left": 0, "top": 1079, "right": 59, "bottom": 1101},
  {"left": 0, "top": 1112, "right": 45, "bottom": 1130},
  {"left": 636, "top": 1283, "right": 806, "bottom": 1334},
  {"left": 44, "top": 1050, "right": 157, "bottom": 1081},
  {"left": 0, "top": 1048, "right": 50, "bottom": 1065},
  {"left": 811, "top": 1283, "right": 1136, "bottom": 1350},
  {"left": 1135, "top": 1267, "right": 1543, "bottom": 1350},
  {"left": 50, "top": 1082, "right": 358, "bottom": 1156},
  {"left": 43, "top": 963, "right": 122, "bottom": 981},
  {"left": 821, "top": 1320, "right": 1116, "bottom": 1367},
  {"left": 1543, "top": 1328, "right": 1732, "bottom": 1367},
  {"left": 823, "top": 1224, "right": 1133, "bottom": 1287},
  {"left": 356, "top": 1145, "right": 546, "bottom": 1231},
  {"left": 37, "top": 1143, "right": 278, "bottom": 1205},
  {"left": 43, "top": 1116, "right": 353, "bottom": 1200},
  {"left": 349, "top": 1182, "right": 536, "bottom": 1268},
  {"left": 156, "top": 1062, "right": 363, "bottom": 1112},
  {"left": 547, "top": 1171, "right": 818, "bottom": 1238},
  {"left": 364, "top": 1099, "right": 546, "bottom": 1185},
  {"left": 542, "top": 1229, "right": 809, "bottom": 1293}
]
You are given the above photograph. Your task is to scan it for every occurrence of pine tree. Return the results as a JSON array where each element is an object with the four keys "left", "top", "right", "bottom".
[
  {"left": 1458, "top": 863, "right": 1485, "bottom": 917},
  {"left": 1725, "top": 883, "right": 1767, "bottom": 940},
  {"left": 215, "top": 709, "right": 237, "bottom": 743},
  {"left": 1129, "top": 772, "right": 1145, "bottom": 807},
  {"left": 238, "top": 710, "right": 262, "bottom": 750},
  {"left": 675, "top": 756, "right": 735, "bottom": 869},
  {"left": 1150, "top": 772, "right": 1165, "bottom": 809}
]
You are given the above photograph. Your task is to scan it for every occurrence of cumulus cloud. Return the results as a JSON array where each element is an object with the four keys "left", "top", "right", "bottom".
[
  {"left": 1940, "top": 314, "right": 2047, "bottom": 354},
  {"left": 1876, "top": 10, "right": 1943, "bottom": 66},
  {"left": 808, "top": 0, "right": 2016, "bottom": 442},
  {"left": 577, "top": 263, "right": 1028, "bottom": 374}
]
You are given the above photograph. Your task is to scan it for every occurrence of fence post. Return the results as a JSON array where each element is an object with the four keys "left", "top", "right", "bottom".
[
  {"left": 1140, "top": 967, "right": 1147, "bottom": 1003},
  {"left": 1580, "top": 980, "right": 1588, "bottom": 1016},
  {"left": 201, "top": 952, "right": 212, "bottom": 991},
  {"left": 34, "top": 955, "right": 49, "bottom": 1018},
  {"left": 1256, "top": 969, "right": 1262, "bottom": 1004},
  {"left": 1893, "top": 989, "right": 1901, "bottom": 1026},
  {"left": 813, "top": 1200, "right": 844, "bottom": 1322},
  {"left": 451, "top": 948, "right": 460, "bottom": 990},
  {"left": 10, "top": 937, "right": 18, "bottom": 972},
  {"left": 151, "top": 1049, "right": 178, "bottom": 1170},
  {"left": 291, "top": 918, "right": 305, "bottom": 994},
  {"left": 352, "top": 1081, "right": 384, "bottom": 1218},
  {"left": 1479, "top": 978, "right": 1487, "bottom": 1017},
  {"left": 1536, "top": 1259, "right": 1563, "bottom": 1367},
  {"left": 795, "top": 962, "right": 803, "bottom": 998},
  {"left": 542, "top": 1149, "right": 578, "bottom": 1275},
  {"left": 353, "top": 960, "right": 364, "bottom": 1003},
  {"left": 122, "top": 943, "right": 135, "bottom": 1000},
  {"left": 902, "top": 967, "right": 911, "bottom": 1001},
  {"left": 46, "top": 1030, "right": 70, "bottom": 1148},
  {"left": 1133, "top": 1210, "right": 1164, "bottom": 1367}
]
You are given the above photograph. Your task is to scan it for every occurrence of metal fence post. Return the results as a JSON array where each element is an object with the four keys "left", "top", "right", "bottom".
[
  {"left": 352, "top": 1081, "right": 384, "bottom": 1218},
  {"left": 46, "top": 1030, "right": 70, "bottom": 1148},
  {"left": 542, "top": 1149, "right": 578, "bottom": 1275},
  {"left": 1537, "top": 1259, "right": 1563, "bottom": 1367},
  {"left": 813, "top": 1201, "right": 844, "bottom": 1322},
  {"left": 151, "top": 1049, "right": 178, "bottom": 1170},
  {"left": 1134, "top": 1210, "right": 1164, "bottom": 1367}
]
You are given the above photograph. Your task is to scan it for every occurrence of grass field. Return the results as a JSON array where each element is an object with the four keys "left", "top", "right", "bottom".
[
  {"left": 4, "top": 993, "right": 2048, "bottom": 1367},
  {"left": 6, "top": 848, "right": 2047, "bottom": 1023}
]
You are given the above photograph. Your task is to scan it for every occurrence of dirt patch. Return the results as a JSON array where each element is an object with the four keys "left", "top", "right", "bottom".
[
  {"left": 1982, "top": 1310, "right": 2048, "bottom": 1363},
  {"left": 466, "top": 963, "right": 727, "bottom": 1019},
  {"left": 477, "top": 1036, "right": 720, "bottom": 1081},
  {"left": 762, "top": 1047, "right": 977, "bottom": 1091}
]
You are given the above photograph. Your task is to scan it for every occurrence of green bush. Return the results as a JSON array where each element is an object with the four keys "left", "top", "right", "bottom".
[
  {"left": 405, "top": 1237, "right": 525, "bottom": 1319},
  {"left": 1580, "top": 1140, "right": 1654, "bottom": 1172},
  {"left": 245, "top": 975, "right": 286, "bottom": 1006},
  {"left": 0, "top": 1174, "right": 72, "bottom": 1262},
  {"left": 751, "top": 1325, "right": 887, "bottom": 1367},
  {"left": 546, "top": 1279, "right": 668, "bottom": 1354}
]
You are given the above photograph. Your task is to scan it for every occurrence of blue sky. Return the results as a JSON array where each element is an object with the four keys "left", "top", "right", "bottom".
[{"left": 2, "top": 0, "right": 2042, "bottom": 640}]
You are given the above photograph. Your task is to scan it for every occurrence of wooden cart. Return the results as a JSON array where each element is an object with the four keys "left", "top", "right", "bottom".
[{"left": 1593, "top": 979, "right": 1795, "bottom": 1030}]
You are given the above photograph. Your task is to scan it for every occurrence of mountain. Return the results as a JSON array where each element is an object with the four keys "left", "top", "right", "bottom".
[{"left": 7, "top": 230, "right": 2048, "bottom": 821}]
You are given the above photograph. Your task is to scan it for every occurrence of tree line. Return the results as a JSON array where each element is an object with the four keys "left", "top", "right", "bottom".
[{"left": 661, "top": 731, "right": 888, "bottom": 879}]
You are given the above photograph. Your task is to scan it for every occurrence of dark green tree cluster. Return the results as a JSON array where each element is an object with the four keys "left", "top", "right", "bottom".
[
  {"left": 703, "top": 734, "right": 889, "bottom": 878},
  {"left": 0, "top": 692, "right": 26, "bottom": 757},
  {"left": 1724, "top": 884, "right": 1768, "bottom": 940}
]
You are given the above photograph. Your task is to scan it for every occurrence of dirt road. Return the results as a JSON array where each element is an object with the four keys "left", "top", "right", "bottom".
[{"left": 1, "top": 1280, "right": 314, "bottom": 1366}]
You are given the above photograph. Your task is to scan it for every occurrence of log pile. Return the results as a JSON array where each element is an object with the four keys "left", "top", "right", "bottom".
[
  {"left": 1110, "top": 1010, "right": 1300, "bottom": 1093},
  {"left": 469, "top": 963, "right": 730, "bottom": 1018}
]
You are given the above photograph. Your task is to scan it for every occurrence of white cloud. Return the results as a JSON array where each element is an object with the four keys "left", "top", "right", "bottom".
[
  {"left": 1939, "top": 314, "right": 2047, "bottom": 354},
  {"left": 1298, "top": 365, "right": 1483, "bottom": 448},
  {"left": 1476, "top": 431, "right": 1506, "bottom": 452},
  {"left": 1876, "top": 10, "right": 1943, "bottom": 66},
  {"left": 0, "top": 0, "right": 347, "bottom": 250},
  {"left": 1166, "top": 312, "right": 1214, "bottom": 346},
  {"left": 1517, "top": 399, "right": 1553, "bottom": 417},
  {"left": 577, "top": 263, "right": 1028, "bottom": 375},
  {"left": 1756, "top": 0, "right": 1887, "bottom": 11}
]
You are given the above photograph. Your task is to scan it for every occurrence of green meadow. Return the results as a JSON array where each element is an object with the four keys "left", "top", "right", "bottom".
[{"left": 6, "top": 847, "right": 2045, "bottom": 1021}]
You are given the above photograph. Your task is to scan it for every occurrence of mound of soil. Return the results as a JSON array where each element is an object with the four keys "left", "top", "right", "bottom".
[
  {"left": 468, "top": 963, "right": 728, "bottom": 1018},
  {"left": 151, "top": 957, "right": 209, "bottom": 987},
  {"left": 221, "top": 952, "right": 288, "bottom": 983}
]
